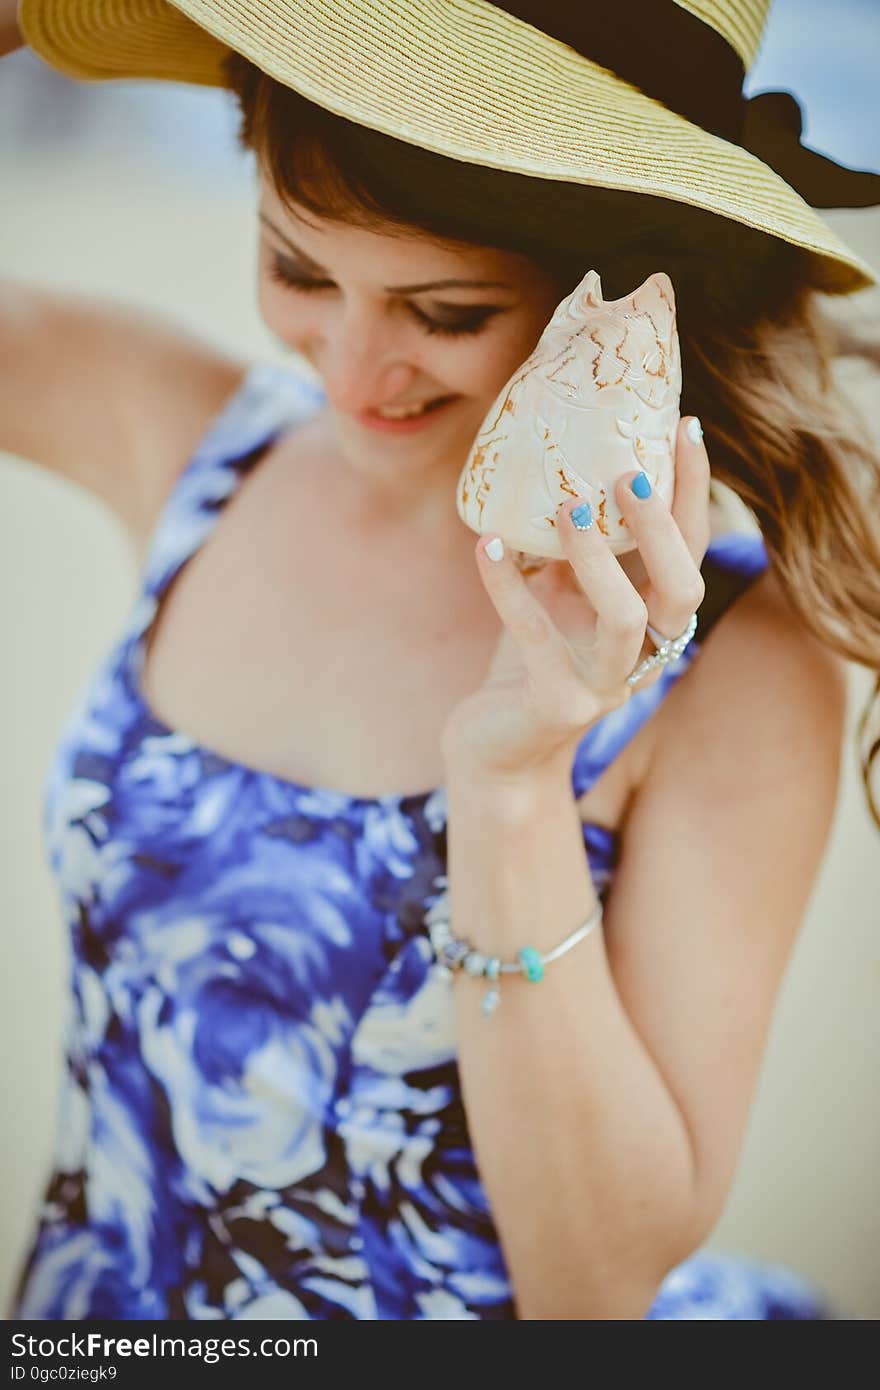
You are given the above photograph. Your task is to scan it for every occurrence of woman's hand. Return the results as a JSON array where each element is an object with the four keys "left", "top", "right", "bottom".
[{"left": 441, "top": 416, "right": 711, "bottom": 784}]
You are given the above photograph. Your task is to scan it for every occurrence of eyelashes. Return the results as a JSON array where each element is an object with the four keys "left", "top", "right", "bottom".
[{"left": 266, "top": 255, "right": 501, "bottom": 339}]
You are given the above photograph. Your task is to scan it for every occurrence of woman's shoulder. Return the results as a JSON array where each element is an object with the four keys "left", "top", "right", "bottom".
[
  {"left": 665, "top": 469, "right": 846, "bottom": 737},
  {"left": 693, "top": 557, "right": 847, "bottom": 702},
  {"left": 596, "top": 501, "right": 848, "bottom": 841},
  {"left": 637, "top": 553, "right": 848, "bottom": 819}
]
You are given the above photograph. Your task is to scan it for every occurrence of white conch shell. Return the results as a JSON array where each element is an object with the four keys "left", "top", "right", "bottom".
[{"left": 456, "top": 269, "right": 681, "bottom": 561}]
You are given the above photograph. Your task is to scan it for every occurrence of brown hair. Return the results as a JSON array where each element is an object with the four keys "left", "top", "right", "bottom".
[{"left": 224, "top": 51, "right": 880, "bottom": 829}]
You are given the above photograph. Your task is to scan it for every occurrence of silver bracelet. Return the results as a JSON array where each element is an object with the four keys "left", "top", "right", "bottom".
[{"left": 428, "top": 903, "right": 604, "bottom": 1017}]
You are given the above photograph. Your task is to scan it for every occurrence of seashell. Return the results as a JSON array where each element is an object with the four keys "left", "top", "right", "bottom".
[{"left": 456, "top": 269, "right": 681, "bottom": 564}]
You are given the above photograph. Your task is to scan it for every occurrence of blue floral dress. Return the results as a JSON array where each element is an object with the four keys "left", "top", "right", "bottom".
[{"left": 12, "top": 363, "right": 833, "bottom": 1320}]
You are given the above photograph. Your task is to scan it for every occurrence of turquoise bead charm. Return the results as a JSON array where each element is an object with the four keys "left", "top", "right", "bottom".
[
  {"left": 481, "top": 986, "right": 501, "bottom": 1016},
  {"left": 518, "top": 946, "right": 544, "bottom": 983}
]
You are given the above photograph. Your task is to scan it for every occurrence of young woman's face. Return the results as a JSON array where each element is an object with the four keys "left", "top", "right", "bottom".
[{"left": 256, "top": 178, "right": 565, "bottom": 499}]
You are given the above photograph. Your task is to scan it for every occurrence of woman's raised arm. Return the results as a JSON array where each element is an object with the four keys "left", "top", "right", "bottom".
[{"left": 0, "top": 279, "right": 247, "bottom": 546}]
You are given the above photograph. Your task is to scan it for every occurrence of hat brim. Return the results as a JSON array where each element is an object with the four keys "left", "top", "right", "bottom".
[{"left": 20, "top": 0, "right": 878, "bottom": 294}]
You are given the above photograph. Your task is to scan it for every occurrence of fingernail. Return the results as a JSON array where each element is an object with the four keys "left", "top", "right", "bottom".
[
  {"left": 686, "top": 417, "right": 703, "bottom": 445},
  {"left": 485, "top": 537, "right": 505, "bottom": 562},
  {"left": 631, "top": 471, "right": 652, "bottom": 499},
  {"left": 571, "top": 502, "right": 593, "bottom": 530}
]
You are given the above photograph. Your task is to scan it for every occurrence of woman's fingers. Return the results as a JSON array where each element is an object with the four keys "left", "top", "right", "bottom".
[
  {"left": 611, "top": 418, "right": 709, "bottom": 640},
  {"left": 476, "top": 415, "right": 711, "bottom": 716},
  {"left": 552, "top": 498, "right": 650, "bottom": 694},
  {"left": 475, "top": 531, "right": 613, "bottom": 730},
  {"left": 669, "top": 416, "right": 713, "bottom": 563},
  {"left": 476, "top": 536, "right": 572, "bottom": 672}
]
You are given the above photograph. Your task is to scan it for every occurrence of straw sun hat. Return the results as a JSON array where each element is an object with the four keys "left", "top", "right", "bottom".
[{"left": 18, "top": 0, "right": 879, "bottom": 294}]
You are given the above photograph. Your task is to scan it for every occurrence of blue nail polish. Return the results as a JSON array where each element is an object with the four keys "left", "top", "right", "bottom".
[
  {"left": 631, "top": 471, "right": 652, "bottom": 499},
  {"left": 571, "top": 502, "right": 592, "bottom": 530}
]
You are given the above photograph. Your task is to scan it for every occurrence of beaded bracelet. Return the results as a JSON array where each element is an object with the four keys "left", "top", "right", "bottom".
[{"left": 428, "top": 903, "right": 604, "bottom": 1017}]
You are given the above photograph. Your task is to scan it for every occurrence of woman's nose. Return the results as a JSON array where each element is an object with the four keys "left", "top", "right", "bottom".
[{"left": 317, "top": 316, "right": 416, "bottom": 414}]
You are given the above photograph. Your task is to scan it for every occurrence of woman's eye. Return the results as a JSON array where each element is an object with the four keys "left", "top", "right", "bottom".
[
  {"left": 409, "top": 305, "right": 500, "bottom": 338},
  {"left": 267, "top": 257, "right": 332, "bottom": 293},
  {"left": 267, "top": 254, "right": 501, "bottom": 338}
]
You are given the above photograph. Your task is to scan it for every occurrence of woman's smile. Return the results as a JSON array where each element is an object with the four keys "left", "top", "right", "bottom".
[{"left": 354, "top": 393, "right": 462, "bottom": 433}]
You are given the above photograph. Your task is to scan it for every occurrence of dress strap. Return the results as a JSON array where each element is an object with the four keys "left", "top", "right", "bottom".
[{"left": 137, "top": 361, "right": 325, "bottom": 603}]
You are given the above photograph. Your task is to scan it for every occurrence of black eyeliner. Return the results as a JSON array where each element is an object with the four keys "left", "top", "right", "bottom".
[{"left": 266, "top": 254, "right": 504, "bottom": 338}]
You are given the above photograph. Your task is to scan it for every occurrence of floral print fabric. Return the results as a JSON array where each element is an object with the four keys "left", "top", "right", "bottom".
[{"left": 12, "top": 364, "right": 831, "bottom": 1320}]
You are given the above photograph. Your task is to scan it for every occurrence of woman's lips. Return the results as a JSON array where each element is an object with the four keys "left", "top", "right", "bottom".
[{"left": 354, "top": 395, "right": 459, "bottom": 434}]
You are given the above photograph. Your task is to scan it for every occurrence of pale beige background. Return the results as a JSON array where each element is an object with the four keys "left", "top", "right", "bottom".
[{"left": 1, "top": 57, "right": 878, "bottom": 1318}]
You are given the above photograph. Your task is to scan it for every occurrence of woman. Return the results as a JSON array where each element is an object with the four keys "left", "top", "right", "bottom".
[{"left": 5, "top": 0, "right": 879, "bottom": 1319}]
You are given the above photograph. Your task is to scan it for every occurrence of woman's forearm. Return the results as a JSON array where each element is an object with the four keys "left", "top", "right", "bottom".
[{"left": 444, "top": 762, "right": 700, "bottom": 1319}]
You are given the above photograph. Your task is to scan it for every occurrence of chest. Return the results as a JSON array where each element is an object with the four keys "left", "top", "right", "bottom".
[{"left": 134, "top": 445, "right": 648, "bottom": 829}]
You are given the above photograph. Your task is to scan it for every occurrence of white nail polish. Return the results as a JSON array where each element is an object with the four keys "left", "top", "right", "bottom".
[
  {"left": 485, "top": 537, "right": 505, "bottom": 562},
  {"left": 686, "top": 417, "right": 704, "bottom": 445}
]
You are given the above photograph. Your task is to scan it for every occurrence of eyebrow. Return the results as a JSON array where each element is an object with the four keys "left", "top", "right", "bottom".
[{"left": 258, "top": 211, "right": 512, "bottom": 294}]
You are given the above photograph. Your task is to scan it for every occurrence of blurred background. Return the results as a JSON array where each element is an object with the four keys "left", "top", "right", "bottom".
[{"left": 1, "top": 0, "right": 879, "bottom": 1318}]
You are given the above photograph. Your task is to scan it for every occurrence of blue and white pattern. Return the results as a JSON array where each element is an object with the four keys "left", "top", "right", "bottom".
[{"left": 11, "top": 363, "right": 833, "bottom": 1320}]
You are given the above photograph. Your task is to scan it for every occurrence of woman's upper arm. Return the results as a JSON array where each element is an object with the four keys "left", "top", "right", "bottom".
[
  {"left": 0, "top": 278, "right": 248, "bottom": 543},
  {"left": 602, "top": 570, "right": 848, "bottom": 1252}
]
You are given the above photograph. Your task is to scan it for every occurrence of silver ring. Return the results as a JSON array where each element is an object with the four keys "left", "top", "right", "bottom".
[{"left": 626, "top": 612, "right": 699, "bottom": 688}]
